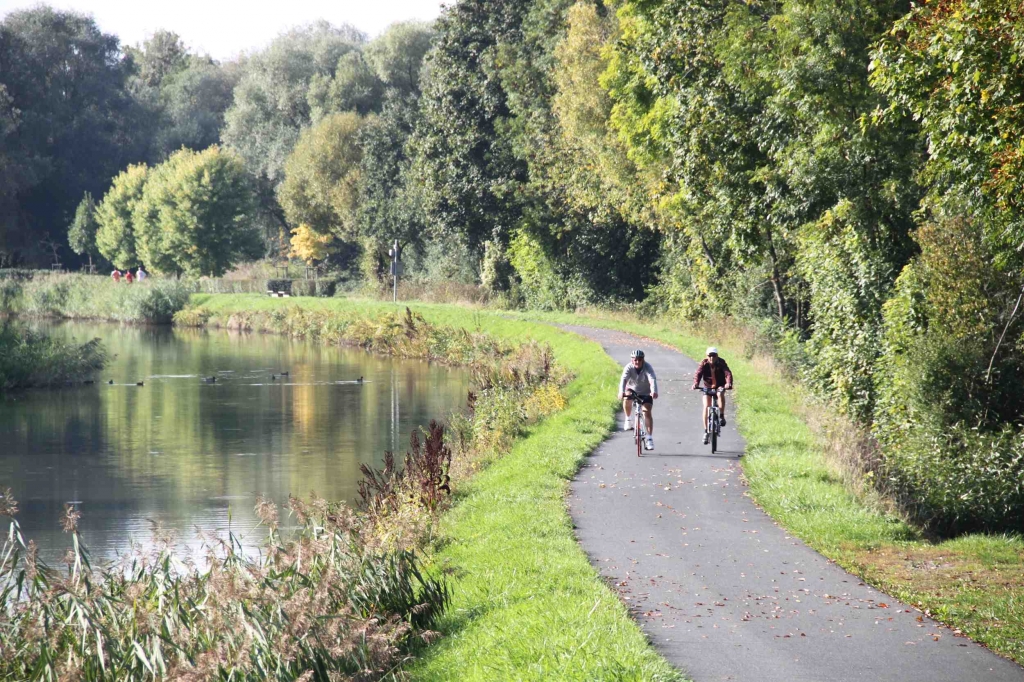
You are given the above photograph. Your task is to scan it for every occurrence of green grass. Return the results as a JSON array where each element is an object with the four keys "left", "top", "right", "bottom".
[
  {"left": 184, "top": 295, "right": 682, "bottom": 681},
  {"left": 517, "top": 309, "right": 1023, "bottom": 666}
]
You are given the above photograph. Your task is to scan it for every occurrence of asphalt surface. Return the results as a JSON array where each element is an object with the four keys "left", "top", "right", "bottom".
[{"left": 564, "top": 325, "right": 1023, "bottom": 682}]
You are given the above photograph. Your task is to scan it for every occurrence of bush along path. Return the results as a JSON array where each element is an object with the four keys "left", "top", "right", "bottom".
[{"left": 564, "top": 325, "right": 1023, "bottom": 682}]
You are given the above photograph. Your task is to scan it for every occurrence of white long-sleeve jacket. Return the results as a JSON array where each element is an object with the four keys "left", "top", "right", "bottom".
[{"left": 618, "top": 361, "right": 658, "bottom": 397}]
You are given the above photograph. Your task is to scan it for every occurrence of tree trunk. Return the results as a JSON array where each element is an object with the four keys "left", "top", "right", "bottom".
[
  {"left": 765, "top": 227, "right": 787, "bottom": 320},
  {"left": 699, "top": 234, "right": 716, "bottom": 269}
]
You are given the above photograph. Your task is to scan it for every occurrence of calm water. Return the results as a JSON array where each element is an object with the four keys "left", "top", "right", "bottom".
[{"left": 0, "top": 322, "right": 470, "bottom": 564}]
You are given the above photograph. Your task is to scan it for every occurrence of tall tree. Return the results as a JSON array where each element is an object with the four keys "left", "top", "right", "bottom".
[
  {"left": 410, "top": 0, "right": 531, "bottom": 258},
  {"left": 357, "top": 94, "right": 424, "bottom": 255},
  {"left": 279, "top": 112, "right": 365, "bottom": 240},
  {"left": 716, "top": 0, "right": 920, "bottom": 417},
  {"left": 95, "top": 164, "right": 149, "bottom": 270},
  {"left": 221, "top": 21, "right": 366, "bottom": 185},
  {"left": 134, "top": 146, "right": 259, "bottom": 276},
  {"left": 307, "top": 51, "right": 383, "bottom": 120},
  {"left": 0, "top": 83, "right": 36, "bottom": 258},
  {"left": 67, "top": 192, "right": 100, "bottom": 271},
  {"left": 0, "top": 7, "right": 143, "bottom": 264},
  {"left": 220, "top": 22, "right": 367, "bottom": 254},
  {"left": 364, "top": 21, "right": 436, "bottom": 95}
]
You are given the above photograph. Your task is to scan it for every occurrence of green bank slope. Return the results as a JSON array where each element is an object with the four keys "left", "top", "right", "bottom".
[{"left": 189, "top": 295, "right": 682, "bottom": 680}]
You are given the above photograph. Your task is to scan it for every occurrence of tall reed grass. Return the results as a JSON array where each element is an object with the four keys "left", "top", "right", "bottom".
[
  {"left": 0, "top": 322, "right": 107, "bottom": 390},
  {"left": 0, "top": 491, "right": 448, "bottom": 681},
  {"left": 4, "top": 273, "right": 194, "bottom": 323}
]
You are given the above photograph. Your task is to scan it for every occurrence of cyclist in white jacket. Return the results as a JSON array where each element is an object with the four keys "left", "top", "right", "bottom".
[{"left": 618, "top": 349, "right": 658, "bottom": 450}]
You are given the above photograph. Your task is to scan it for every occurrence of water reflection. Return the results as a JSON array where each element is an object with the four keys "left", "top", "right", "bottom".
[{"left": 0, "top": 322, "right": 470, "bottom": 564}]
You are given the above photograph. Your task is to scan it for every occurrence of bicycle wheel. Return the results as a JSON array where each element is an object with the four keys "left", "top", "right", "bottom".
[
  {"left": 711, "top": 419, "right": 718, "bottom": 453},
  {"left": 636, "top": 411, "right": 643, "bottom": 457},
  {"left": 707, "top": 409, "right": 715, "bottom": 451}
]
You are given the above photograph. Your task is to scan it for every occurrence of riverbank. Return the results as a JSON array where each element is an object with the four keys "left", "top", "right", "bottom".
[
  {"left": 4, "top": 296, "right": 636, "bottom": 679},
  {"left": 517, "top": 309, "right": 1024, "bottom": 666},
  {"left": 1, "top": 272, "right": 193, "bottom": 323},
  {"left": 179, "top": 294, "right": 683, "bottom": 679}
]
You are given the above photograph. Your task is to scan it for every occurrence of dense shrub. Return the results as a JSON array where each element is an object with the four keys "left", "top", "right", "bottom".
[
  {"left": 0, "top": 323, "right": 106, "bottom": 389},
  {"left": 798, "top": 201, "right": 912, "bottom": 422},
  {"left": 0, "top": 268, "right": 39, "bottom": 281},
  {"left": 507, "top": 231, "right": 593, "bottom": 311},
  {"left": 291, "top": 275, "right": 343, "bottom": 297},
  {"left": 874, "top": 216, "right": 1024, "bottom": 533}
]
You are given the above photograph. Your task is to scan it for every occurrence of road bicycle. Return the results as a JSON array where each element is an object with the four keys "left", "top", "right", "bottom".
[
  {"left": 698, "top": 386, "right": 725, "bottom": 453},
  {"left": 625, "top": 389, "right": 652, "bottom": 457}
]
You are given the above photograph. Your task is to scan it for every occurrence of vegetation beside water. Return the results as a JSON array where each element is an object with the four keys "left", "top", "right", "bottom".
[
  {"left": 0, "top": 323, "right": 106, "bottom": 390},
  {"left": 0, "top": 491, "right": 448, "bottom": 681},
  {"left": 3, "top": 273, "right": 194, "bottom": 324},
  {"left": 1, "top": 297, "right": 678, "bottom": 679}
]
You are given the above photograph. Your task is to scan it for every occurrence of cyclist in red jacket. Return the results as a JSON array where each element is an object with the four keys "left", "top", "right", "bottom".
[{"left": 692, "top": 347, "right": 733, "bottom": 445}]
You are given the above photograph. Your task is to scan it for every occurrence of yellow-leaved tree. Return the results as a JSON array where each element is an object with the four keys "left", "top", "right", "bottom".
[{"left": 289, "top": 224, "right": 338, "bottom": 264}]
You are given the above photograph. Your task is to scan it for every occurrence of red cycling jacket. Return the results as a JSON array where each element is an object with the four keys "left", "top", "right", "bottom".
[{"left": 692, "top": 357, "right": 733, "bottom": 390}]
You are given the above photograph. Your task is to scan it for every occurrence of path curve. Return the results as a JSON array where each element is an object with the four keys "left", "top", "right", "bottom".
[{"left": 565, "top": 325, "right": 1023, "bottom": 682}]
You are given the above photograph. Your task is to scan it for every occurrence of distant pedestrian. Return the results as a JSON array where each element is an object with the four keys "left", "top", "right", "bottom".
[
  {"left": 124, "top": 270, "right": 134, "bottom": 284},
  {"left": 111, "top": 269, "right": 121, "bottom": 283},
  {"left": 136, "top": 266, "right": 147, "bottom": 281}
]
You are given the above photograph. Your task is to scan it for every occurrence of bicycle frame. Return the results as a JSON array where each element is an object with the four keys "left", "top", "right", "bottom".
[
  {"left": 627, "top": 390, "right": 649, "bottom": 457},
  {"left": 700, "top": 387, "right": 724, "bottom": 453}
]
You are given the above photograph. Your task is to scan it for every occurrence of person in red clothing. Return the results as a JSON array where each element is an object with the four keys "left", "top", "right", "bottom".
[
  {"left": 692, "top": 346, "right": 733, "bottom": 444},
  {"left": 124, "top": 269, "right": 134, "bottom": 283}
]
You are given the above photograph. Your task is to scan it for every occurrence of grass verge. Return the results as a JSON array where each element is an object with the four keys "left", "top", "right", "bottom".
[
  {"left": 180, "top": 294, "right": 683, "bottom": 680},
  {"left": 513, "top": 308, "right": 1023, "bottom": 666}
]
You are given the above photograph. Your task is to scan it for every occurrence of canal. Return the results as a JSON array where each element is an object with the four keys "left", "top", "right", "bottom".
[{"left": 0, "top": 321, "right": 470, "bottom": 564}]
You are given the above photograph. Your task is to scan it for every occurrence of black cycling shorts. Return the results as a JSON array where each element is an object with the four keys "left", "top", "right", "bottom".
[{"left": 627, "top": 392, "right": 653, "bottom": 405}]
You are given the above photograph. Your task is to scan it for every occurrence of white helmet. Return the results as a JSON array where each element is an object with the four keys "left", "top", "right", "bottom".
[{"left": 706, "top": 346, "right": 718, "bottom": 356}]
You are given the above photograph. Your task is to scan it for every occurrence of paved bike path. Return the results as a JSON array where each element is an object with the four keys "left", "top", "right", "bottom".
[{"left": 564, "top": 325, "right": 1023, "bottom": 682}]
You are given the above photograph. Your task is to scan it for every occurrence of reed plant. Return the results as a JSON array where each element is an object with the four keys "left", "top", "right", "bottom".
[
  {"left": 0, "top": 490, "right": 448, "bottom": 681},
  {"left": 7, "top": 273, "right": 194, "bottom": 323},
  {"left": 0, "top": 322, "right": 106, "bottom": 389}
]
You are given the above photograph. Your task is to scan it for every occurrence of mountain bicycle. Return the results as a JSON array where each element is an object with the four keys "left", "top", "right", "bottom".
[
  {"left": 698, "top": 386, "right": 725, "bottom": 453},
  {"left": 625, "top": 389, "right": 652, "bottom": 457}
]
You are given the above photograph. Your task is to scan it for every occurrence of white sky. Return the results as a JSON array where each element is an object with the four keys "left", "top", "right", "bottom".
[{"left": 0, "top": 0, "right": 447, "bottom": 61}]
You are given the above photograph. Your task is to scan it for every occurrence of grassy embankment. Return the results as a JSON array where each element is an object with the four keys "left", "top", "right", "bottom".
[
  {"left": 2, "top": 289, "right": 676, "bottom": 680},
  {"left": 178, "top": 294, "right": 683, "bottom": 680},
  {"left": 516, "top": 309, "right": 1023, "bottom": 666}
]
